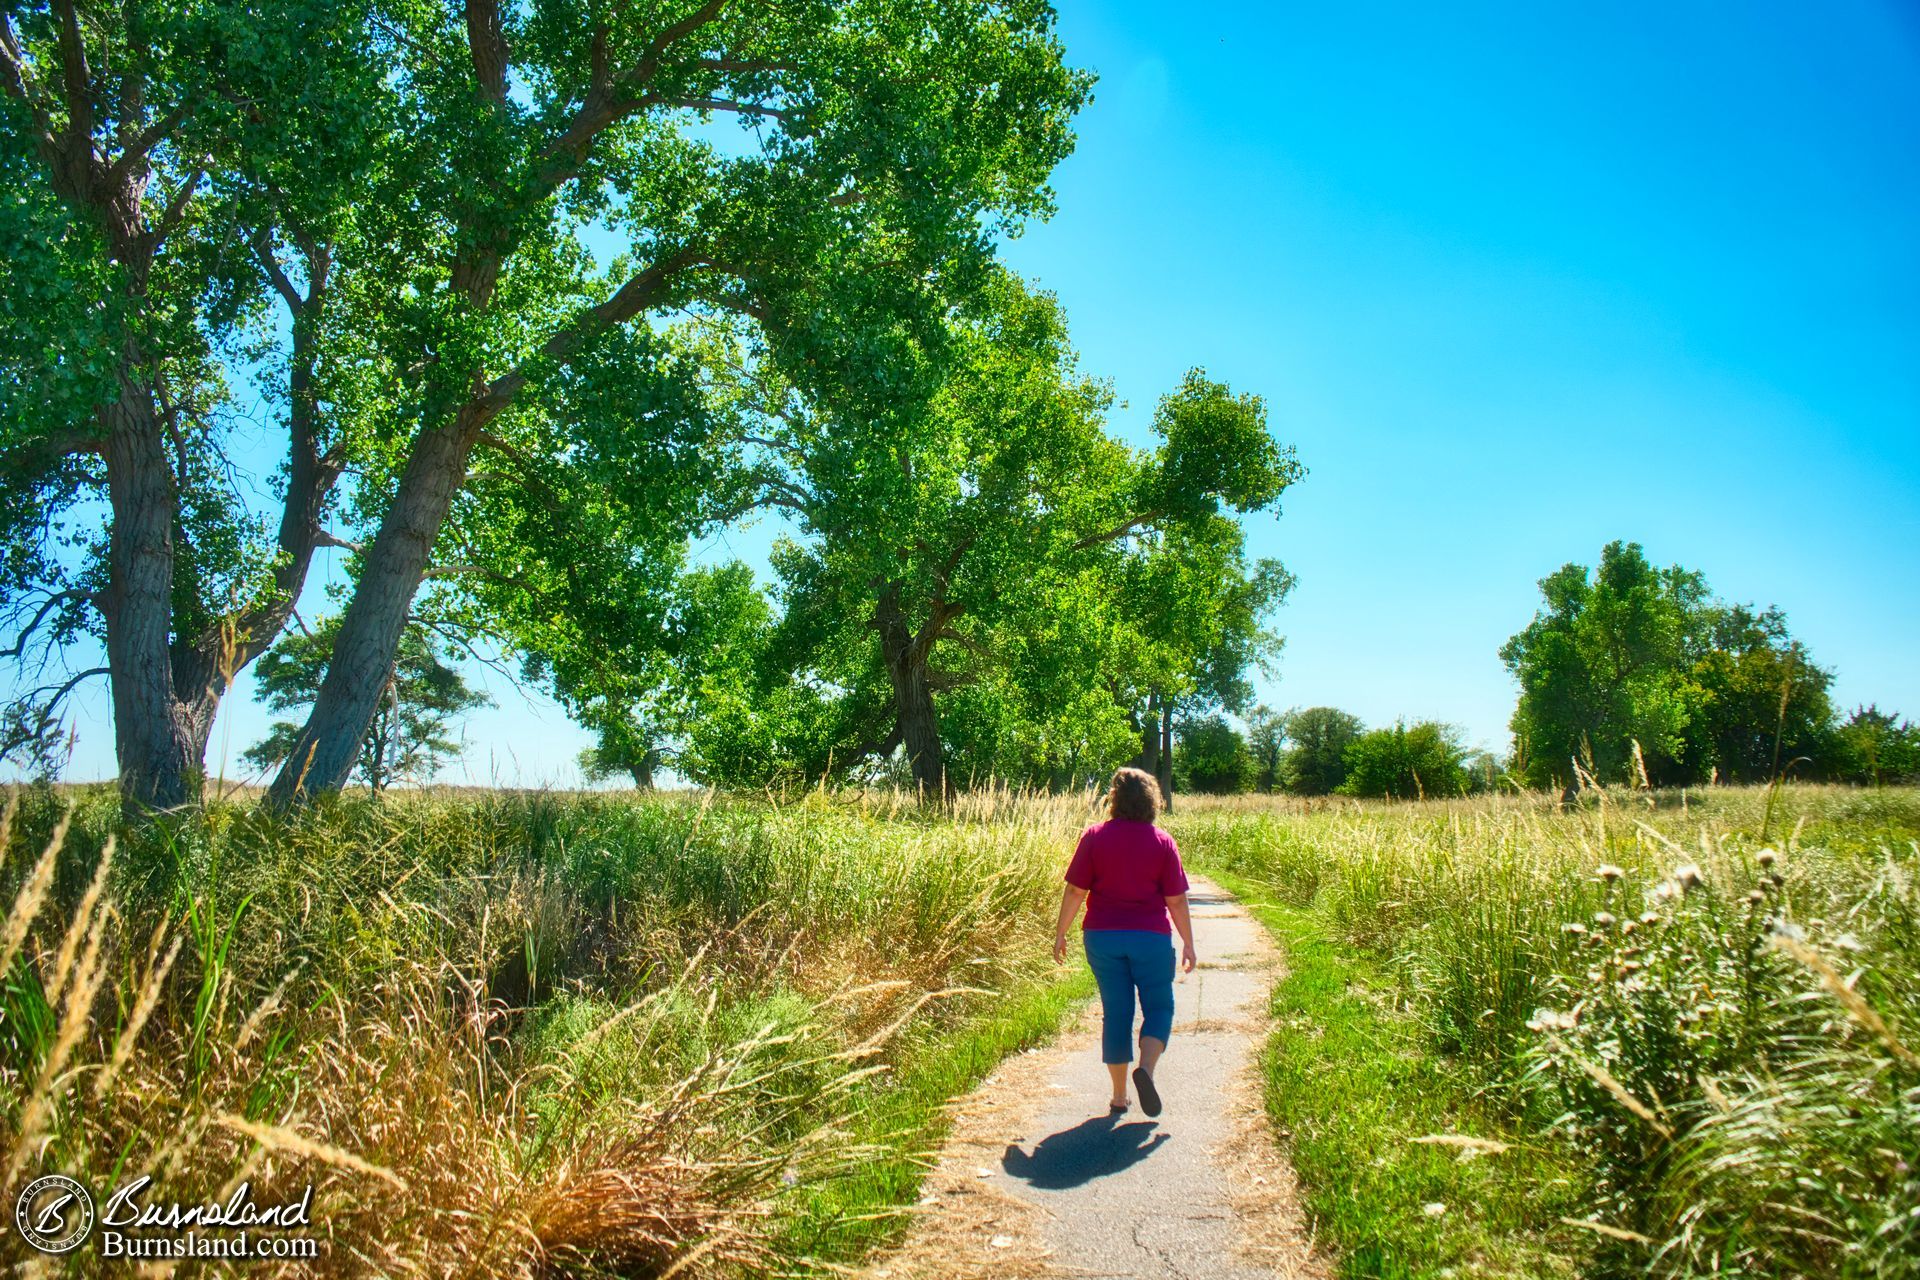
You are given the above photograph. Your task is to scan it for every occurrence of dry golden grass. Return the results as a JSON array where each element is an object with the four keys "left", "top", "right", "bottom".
[{"left": 0, "top": 784, "right": 1097, "bottom": 1275}]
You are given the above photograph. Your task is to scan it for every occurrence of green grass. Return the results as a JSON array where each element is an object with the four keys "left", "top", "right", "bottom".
[
  {"left": 1210, "top": 868, "right": 1586, "bottom": 1280},
  {"left": 0, "top": 783, "right": 1108, "bottom": 1276},
  {"left": 1178, "top": 785, "right": 1920, "bottom": 1280},
  {"left": 774, "top": 965, "right": 1095, "bottom": 1270}
]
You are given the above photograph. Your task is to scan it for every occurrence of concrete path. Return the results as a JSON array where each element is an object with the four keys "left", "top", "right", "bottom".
[{"left": 867, "top": 877, "right": 1324, "bottom": 1280}]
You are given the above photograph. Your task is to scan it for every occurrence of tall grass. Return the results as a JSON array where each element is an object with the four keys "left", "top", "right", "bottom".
[
  {"left": 0, "top": 783, "right": 1100, "bottom": 1274},
  {"left": 1175, "top": 785, "right": 1920, "bottom": 1279}
]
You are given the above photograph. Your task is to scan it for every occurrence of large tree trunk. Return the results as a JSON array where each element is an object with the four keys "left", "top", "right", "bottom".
[
  {"left": 268, "top": 420, "right": 479, "bottom": 805},
  {"left": 1157, "top": 700, "right": 1174, "bottom": 811},
  {"left": 101, "top": 357, "right": 203, "bottom": 813},
  {"left": 1135, "top": 690, "right": 1161, "bottom": 776},
  {"left": 878, "top": 603, "right": 947, "bottom": 799},
  {"left": 893, "top": 665, "right": 944, "bottom": 798},
  {"left": 84, "top": 158, "right": 211, "bottom": 812}
]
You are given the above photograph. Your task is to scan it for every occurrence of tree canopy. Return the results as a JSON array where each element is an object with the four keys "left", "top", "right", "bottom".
[
  {"left": 1502, "top": 541, "right": 1834, "bottom": 788},
  {"left": 513, "top": 274, "right": 1299, "bottom": 795},
  {"left": 1279, "top": 706, "right": 1364, "bottom": 795},
  {"left": 1338, "top": 720, "right": 1470, "bottom": 799},
  {"left": 1, "top": 0, "right": 1094, "bottom": 812}
]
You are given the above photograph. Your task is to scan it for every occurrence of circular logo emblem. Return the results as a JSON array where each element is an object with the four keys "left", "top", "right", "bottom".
[{"left": 14, "top": 1174, "right": 94, "bottom": 1254}]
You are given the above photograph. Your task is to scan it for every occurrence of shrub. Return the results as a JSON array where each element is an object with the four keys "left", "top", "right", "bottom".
[
  {"left": 1279, "top": 706, "right": 1363, "bottom": 795},
  {"left": 1176, "top": 715, "right": 1252, "bottom": 793},
  {"left": 1338, "top": 721, "right": 1469, "bottom": 798}
]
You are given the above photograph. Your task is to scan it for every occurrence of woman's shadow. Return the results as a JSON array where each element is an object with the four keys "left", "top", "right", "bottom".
[{"left": 1001, "top": 1112, "right": 1169, "bottom": 1189}]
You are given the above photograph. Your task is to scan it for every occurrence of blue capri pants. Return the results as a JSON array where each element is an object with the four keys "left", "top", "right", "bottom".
[{"left": 1083, "top": 929, "right": 1176, "bottom": 1064}]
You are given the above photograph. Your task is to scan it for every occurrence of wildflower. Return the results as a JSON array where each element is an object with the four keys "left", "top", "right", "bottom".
[
  {"left": 1651, "top": 880, "right": 1681, "bottom": 903},
  {"left": 1756, "top": 849, "right": 1778, "bottom": 869},
  {"left": 1673, "top": 864, "right": 1704, "bottom": 891},
  {"left": 1423, "top": 1202, "right": 1448, "bottom": 1218},
  {"left": 1768, "top": 918, "right": 1807, "bottom": 942},
  {"left": 1746, "top": 889, "right": 1765, "bottom": 907},
  {"left": 1595, "top": 863, "right": 1625, "bottom": 883},
  {"left": 1620, "top": 920, "right": 1637, "bottom": 936},
  {"left": 1833, "top": 933, "right": 1865, "bottom": 953},
  {"left": 1639, "top": 911, "right": 1660, "bottom": 927},
  {"left": 1593, "top": 911, "right": 1617, "bottom": 930},
  {"left": 1562, "top": 922, "right": 1588, "bottom": 937},
  {"left": 1526, "top": 1008, "right": 1576, "bottom": 1032}
]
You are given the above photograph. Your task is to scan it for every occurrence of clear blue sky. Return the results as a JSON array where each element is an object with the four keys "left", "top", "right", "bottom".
[{"left": 24, "top": 0, "right": 1920, "bottom": 784}]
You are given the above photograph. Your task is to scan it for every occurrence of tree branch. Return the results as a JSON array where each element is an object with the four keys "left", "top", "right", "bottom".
[
  {"left": 0, "top": 17, "right": 56, "bottom": 151},
  {"left": 841, "top": 719, "right": 905, "bottom": 770},
  {"left": 105, "top": 99, "right": 191, "bottom": 186},
  {"left": 51, "top": 0, "right": 94, "bottom": 155},
  {"left": 464, "top": 0, "right": 509, "bottom": 106},
  {"left": 153, "top": 164, "right": 203, "bottom": 245},
  {"left": 470, "top": 247, "right": 703, "bottom": 423},
  {"left": 42, "top": 428, "right": 105, "bottom": 459},
  {"left": 630, "top": 0, "right": 731, "bottom": 89},
  {"left": 668, "top": 96, "right": 791, "bottom": 125},
  {"left": 1, "top": 589, "right": 98, "bottom": 662},
  {"left": 542, "top": 0, "right": 731, "bottom": 171},
  {"left": 741, "top": 434, "right": 808, "bottom": 464},
  {"left": 17, "top": 665, "right": 107, "bottom": 717},
  {"left": 1071, "top": 510, "right": 1164, "bottom": 551},
  {"left": 251, "top": 227, "right": 304, "bottom": 309}
]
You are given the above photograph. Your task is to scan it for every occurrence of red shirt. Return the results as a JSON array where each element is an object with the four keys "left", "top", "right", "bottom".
[{"left": 1065, "top": 819, "right": 1190, "bottom": 933}]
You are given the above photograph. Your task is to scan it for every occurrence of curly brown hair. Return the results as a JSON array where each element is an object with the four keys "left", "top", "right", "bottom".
[{"left": 1106, "top": 767, "right": 1162, "bottom": 823}]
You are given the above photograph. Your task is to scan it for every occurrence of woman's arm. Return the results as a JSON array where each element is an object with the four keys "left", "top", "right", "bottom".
[
  {"left": 1166, "top": 893, "right": 1197, "bottom": 973},
  {"left": 1054, "top": 884, "right": 1088, "bottom": 963}
]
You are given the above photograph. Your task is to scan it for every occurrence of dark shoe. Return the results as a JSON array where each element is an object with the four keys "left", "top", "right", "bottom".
[{"left": 1133, "top": 1067, "right": 1162, "bottom": 1117}]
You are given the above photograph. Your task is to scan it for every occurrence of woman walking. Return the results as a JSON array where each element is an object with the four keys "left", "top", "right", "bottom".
[{"left": 1053, "top": 767, "right": 1197, "bottom": 1116}]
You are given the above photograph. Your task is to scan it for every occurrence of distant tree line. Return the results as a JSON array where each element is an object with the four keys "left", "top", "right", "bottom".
[
  {"left": 1164, "top": 706, "right": 1500, "bottom": 800},
  {"left": 1179, "top": 539, "right": 1916, "bottom": 799},
  {"left": 1503, "top": 540, "right": 1915, "bottom": 789}
]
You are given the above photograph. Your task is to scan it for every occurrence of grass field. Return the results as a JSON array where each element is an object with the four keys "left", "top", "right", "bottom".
[
  {"left": 0, "top": 784, "right": 1097, "bottom": 1274},
  {"left": 1172, "top": 784, "right": 1920, "bottom": 1280},
  {"left": 7, "top": 780, "right": 1912, "bottom": 1277}
]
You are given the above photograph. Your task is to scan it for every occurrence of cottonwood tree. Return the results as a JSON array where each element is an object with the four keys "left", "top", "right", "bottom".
[
  {"left": 1112, "top": 513, "right": 1293, "bottom": 800},
  {"left": 1832, "top": 706, "right": 1919, "bottom": 786},
  {"left": 1680, "top": 604, "right": 1833, "bottom": 782},
  {"left": 1278, "top": 706, "right": 1362, "bottom": 794},
  {"left": 1502, "top": 541, "right": 1834, "bottom": 787},
  {"left": 1502, "top": 542, "right": 1708, "bottom": 787},
  {"left": 1174, "top": 714, "right": 1251, "bottom": 794},
  {"left": 3, "top": 0, "right": 1090, "bottom": 811},
  {"left": 680, "top": 276, "right": 1301, "bottom": 794},
  {"left": 0, "top": 0, "right": 382, "bottom": 812},
  {"left": 535, "top": 562, "right": 774, "bottom": 788},
  {"left": 259, "top": 0, "right": 1092, "bottom": 807},
  {"left": 1338, "top": 720, "right": 1470, "bottom": 799},
  {"left": 1245, "top": 705, "right": 1284, "bottom": 792}
]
